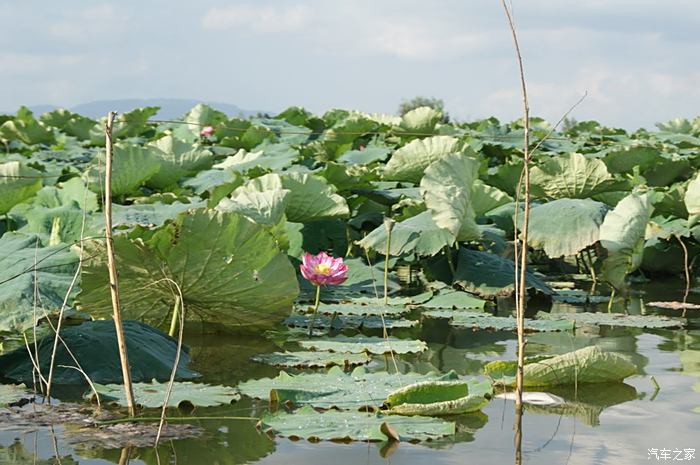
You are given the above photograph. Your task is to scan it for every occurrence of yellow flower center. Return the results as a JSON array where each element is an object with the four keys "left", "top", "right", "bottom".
[{"left": 315, "top": 263, "right": 331, "bottom": 275}]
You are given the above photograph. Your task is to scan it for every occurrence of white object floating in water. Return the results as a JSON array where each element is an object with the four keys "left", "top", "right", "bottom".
[{"left": 495, "top": 391, "right": 565, "bottom": 406}]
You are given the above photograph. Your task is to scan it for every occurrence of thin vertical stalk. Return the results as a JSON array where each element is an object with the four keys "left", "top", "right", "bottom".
[
  {"left": 168, "top": 295, "right": 181, "bottom": 338},
  {"left": 501, "top": 0, "right": 530, "bottom": 416},
  {"left": 383, "top": 218, "right": 394, "bottom": 306},
  {"left": 676, "top": 235, "right": 691, "bottom": 318},
  {"left": 104, "top": 111, "right": 136, "bottom": 417},
  {"left": 307, "top": 284, "right": 321, "bottom": 336}
]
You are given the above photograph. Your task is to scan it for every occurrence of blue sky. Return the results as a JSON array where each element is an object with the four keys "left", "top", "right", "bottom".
[{"left": 2, "top": 1, "right": 699, "bottom": 129}]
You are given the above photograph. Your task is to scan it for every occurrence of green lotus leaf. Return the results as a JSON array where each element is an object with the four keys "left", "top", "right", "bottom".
[
  {"left": 296, "top": 302, "right": 410, "bottom": 317},
  {"left": 472, "top": 181, "right": 513, "bottom": 216},
  {"left": 0, "top": 111, "right": 55, "bottom": 145},
  {"left": 145, "top": 135, "right": 215, "bottom": 189},
  {"left": 599, "top": 193, "right": 652, "bottom": 289},
  {"left": 418, "top": 289, "right": 486, "bottom": 310},
  {"left": 526, "top": 199, "right": 609, "bottom": 258},
  {"left": 89, "top": 106, "right": 159, "bottom": 143},
  {"left": 238, "top": 365, "right": 459, "bottom": 409},
  {"left": 77, "top": 209, "right": 299, "bottom": 330},
  {"left": 535, "top": 311, "right": 683, "bottom": 329},
  {"left": 218, "top": 186, "right": 290, "bottom": 226},
  {"left": 0, "top": 233, "right": 79, "bottom": 333},
  {"left": 251, "top": 351, "right": 371, "bottom": 368},
  {"left": 32, "top": 177, "right": 99, "bottom": 212},
  {"left": 482, "top": 161, "right": 523, "bottom": 196},
  {"left": 258, "top": 405, "right": 455, "bottom": 442},
  {"left": 0, "top": 162, "right": 43, "bottom": 215},
  {"left": 182, "top": 168, "right": 243, "bottom": 206},
  {"left": 0, "top": 320, "right": 199, "bottom": 385},
  {"left": 384, "top": 135, "right": 467, "bottom": 183},
  {"left": 397, "top": 106, "right": 442, "bottom": 135},
  {"left": 358, "top": 210, "right": 453, "bottom": 257},
  {"left": 40, "top": 108, "right": 97, "bottom": 140},
  {"left": 298, "top": 336, "right": 427, "bottom": 355},
  {"left": 484, "top": 346, "right": 637, "bottom": 387},
  {"left": 87, "top": 144, "right": 162, "bottom": 199},
  {"left": 424, "top": 310, "right": 573, "bottom": 332},
  {"left": 15, "top": 203, "right": 89, "bottom": 245},
  {"left": 685, "top": 172, "right": 700, "bottom": 227},
  {"left": 453, "top": 248, "right": 553, "bottom": 299},
  {"left": 530, "top": 153, "right": 624, "bottom": 199},
  {"left": 213, "top": 145, "right": 296, "bottom": 174},
  {"left": 91, "top": 380, "right": 239, "bottom": 408},
  {"left": 338, "top": 146, "right": 391, "bottom": 165},
  {"left": 384, "top": 379, "right": 492, "bottom": 416},
  {"left": 386, "top": 380, "right": 468, "bottom": 406},
  {"left": 421, "top": 153, "right": 481, "bottom": 241}
]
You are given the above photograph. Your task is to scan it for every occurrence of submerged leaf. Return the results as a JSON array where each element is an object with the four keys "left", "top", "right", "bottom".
[{"left": 536, "top": 311, "right": 684, "bottom": 329}]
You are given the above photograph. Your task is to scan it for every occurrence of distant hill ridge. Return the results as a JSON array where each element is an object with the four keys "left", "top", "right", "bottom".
[{"left": 4, "top": 98, "right": 267, "bottom": 119}]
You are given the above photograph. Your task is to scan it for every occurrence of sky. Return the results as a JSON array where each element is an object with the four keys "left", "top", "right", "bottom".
[{"left": 1, "top": 0, "right": 699, "bottom": 129}]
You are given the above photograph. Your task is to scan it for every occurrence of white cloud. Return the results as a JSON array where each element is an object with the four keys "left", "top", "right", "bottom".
[
  {"left": 201, "top": 5, "right": 310, "bottom": 33},
  {"left": 48, "top": 4, "right": 129, "bottom": 41}
]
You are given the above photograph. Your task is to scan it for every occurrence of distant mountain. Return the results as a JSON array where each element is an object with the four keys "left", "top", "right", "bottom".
[{"left": 3, "top": 99, "right": 268, "bottom": 119}]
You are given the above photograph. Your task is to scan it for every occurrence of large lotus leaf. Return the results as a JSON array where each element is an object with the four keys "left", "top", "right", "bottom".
[
  {"left": 484, "top": 346, "right": 636, "bottom": 387},
  {"left": 145, "top": 136, "right": 215, "bottom": 189},
  {"left": 89, "top": 107, "right": 159, "bottom": 143},
  {"left": 0, "top": 162, "right": 43, "bottom": 215},
  {"left": 527, "top": 199, "right": 609, "bottom": 258},
  {"left": 0, "top": 384, "right": 30, "bottom": 406},
  {"left": 0, "top": 114, "right": 55, "bottom": 145},
  {"left": 77, "top": 209, "right": 299, "bottom": 330},
  {"left": 243, "top": 173, "right": 349, "bottom": 222},
  {"left": 424, "top": 310, "right": 573, "bottom": 332},
  {"left": 482, "top": 161, "right": 524, "bottom": 196},
  {"left": 386, "top": 380, "right": 467, "bottom": 405},
  {"left": 535, "top": 311, "right": 683, "bottom": 329},
  {"left": 213, "top": 146, "right": 296, "bottom": 174},
  {"left": 453, "top": 248, "right": 553, "bottom": 299},
  {"left": 88, "top": 144, "right": 161, "bottom": 198},
  {"left": 40, "top": 108, "right": 97, "bottom": 140},
  {"left": 530, "top": 153, "right": 624, "bottom": 199},
  {"left": 298, "top": 336, "right": 427, "bottom": 355},
  {"left": 421, "top": 153, "right": 481, "bottom": 241},
  {"left": 472, "top": 181, "right": 513, "bottom": 216},
  {"left": 258, "top": 405, "right": 454, "bottom": 442},
  {"left": 238, "top": 365, "right": 459, "bottom": 409},
  {"left": 92, "top": 380, "right": 239, "bottom": 408},
  {"left": 16, "top": 203, "right": 89, "bottom": 245},
  {"left": 251, "top": 351, "right": 371, "bottom": 368},
  {"left": 182, "top": 168, "right": 242, "bottom": 206},
  {"left": 0, "top": 233, "right": 78, "bottom": 333},
  {"left": 217, "top": 187, "right": 289, "bottom": 226},
  {"left": 397, "top": 106, "right": 441, "bottom": 134},
  {"left": 338, "top": 146, "right": 391, "bottom": 165},
  {"left": 358, "top": 211, "right": 453, "bottom": 257},
  {"left": 656, "top": 117, "right": 700, "bottom": 134},
  {"left": 384, "top": 136, "right": 466, "bottom": 183},
  {"left": 32, "top": 177, "right": 99, "bottom": 212},
  {"left": 645, "top": 216, "right": 690, "bottom": 247},
  {"left": 599, "top": 193, "right": 652, "bottom": 289},
  {"left": 0, "top": 320, "right": 199, "bottom": 385},
  {"left": 602, "top": 146, "right": 663, "bottom": 174},
  {"left": 685, "top": 173, "right": 700, "bottom": 227}
]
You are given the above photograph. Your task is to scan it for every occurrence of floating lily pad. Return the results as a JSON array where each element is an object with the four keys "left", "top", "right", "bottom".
[
  {"left": 251, "top": 351, "right": 372, "bottom": 368},
  {"left": 536, "top": 311, "right": 684, "bottom": 329},
  {"left": 553, "top": 290, "right": 610, "bottom": 304},
  {"left": 646, "top": 301, "right": 700, "bottom": 311},
  {"left": 423, "top": 311, "right": 574, "bottom": 332},
  {"left": 91, "top": 380, "right": 240, "bottom": 408},
  {"left": 484, "top": 346, "right": 637, "bottom": 387},
  {"left": 418, "top": 289, "right": 486, "bottom": 310},
  {"left": 238, "top": 366, "right": 458, "bottom": 409},
  {"left": 299, "top": 336, "right": 427, "bottom": 354},
  {"left": 258, "top": 405, "right": 455, "bottom": 442},
  {"left": 296, "top": 302, "right": 410, "bottom": 317},
  {"left": 284, "top": 314, "right": 418, "bottom": 330}
]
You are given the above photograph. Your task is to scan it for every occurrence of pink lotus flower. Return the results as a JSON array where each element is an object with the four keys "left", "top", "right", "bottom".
[
  {"left": 300, "top": 251, "right": 348, "bottom": 286},
  {"left": 200, "top": 125, "right": 215, "bottom": 137}
]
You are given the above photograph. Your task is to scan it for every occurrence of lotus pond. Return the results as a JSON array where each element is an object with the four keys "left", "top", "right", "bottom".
[{"left": 0, "top": 105, "right": 699, "bottom": 464}]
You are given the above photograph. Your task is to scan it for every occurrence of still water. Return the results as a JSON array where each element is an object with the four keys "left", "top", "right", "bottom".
[{"left": 2, "top": 282, "right": 699, "bottom": 465}]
